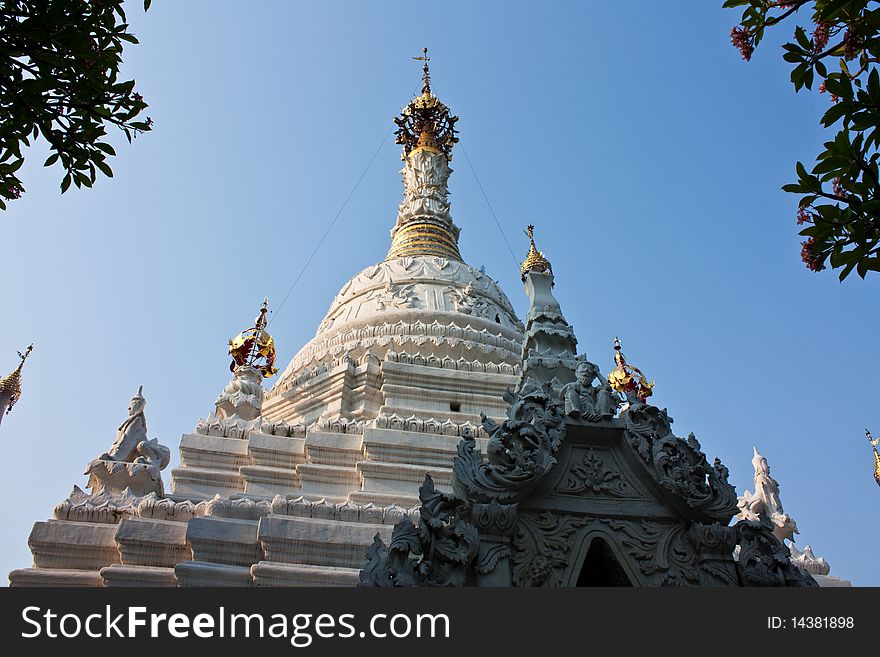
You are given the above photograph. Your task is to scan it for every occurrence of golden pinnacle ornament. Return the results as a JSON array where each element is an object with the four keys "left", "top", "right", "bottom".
[
  {"left": 394, "top": 48, "right": 459, "bottom": 160},
  {"left": 520, "top": 224, "right": 553, "bottom": 281},
  {"left": 867, "top": 429, "right": 880, "bottom": 488},
  {"left": 0, "top": 344, "right": 33, "bottom": 415},
  {"left": 607, "top": 337, "right": 654, "bottom": 402},
  {"left": 228, "top": 299, "right": 278, "bottom": 379}
]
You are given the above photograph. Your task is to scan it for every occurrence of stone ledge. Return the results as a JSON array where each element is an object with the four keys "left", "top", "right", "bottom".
[
  {"left": 9, "top": 567, "right": 104, "bottom": 587},
  {"left": 258, "top": 515, "right": 392, "bottom": 569},
  {"left": 357, "top": 460, "right": 452, "bottom": 495},
  {"left": 29, "top": 520, "right": 120, "bottom": 570},
  {"left": 100, "top": 564, "right": 178, "bottom": 587},
  {"left": 248, "top": 432, "right": 305, "bottom": 469},
  {"left": 240, "top": 465, "right": 300, "bottom": 498},
  {"left": 362, "top": 426, "right": 488, "bottom": 468},
  {"left": 178, "top": 433, "right": 251, "bottom": 469},
  {"left": 174, "top": 561, "right": 253, "bottom": 587},
  {"left": 186, "top": 516, "right": 263, "bottom": 566},
  {"left": 251, "top": 561, "right": 359, "bottom": 587},
  {"left": 347, "top": 491, "right": 421, "bottom": 509},
  {"left": 304, "top": 431, "right": 364, "bottom": 467},
  {"left": 296, "top": 463, "right": 362, "bottom": 497},
  {"left": 115, "top": 517, "right": 190, "bottom": 567},
  {"left": 170, "top": 466, "right": 244, "bottom": 499}
]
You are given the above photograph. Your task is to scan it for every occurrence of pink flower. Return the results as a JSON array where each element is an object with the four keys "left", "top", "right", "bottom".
[
  {"left": 796, "top": 207, "right": 814, "bottom": 225},
  {"left": 812, "top": 22, "right": 830, "bottom": 53},
  {"left": 730, "top": 26, "right": 754, "bottom": 61},
  {"left": 800, "top": 238, "right": 825, "bottom": 271}
]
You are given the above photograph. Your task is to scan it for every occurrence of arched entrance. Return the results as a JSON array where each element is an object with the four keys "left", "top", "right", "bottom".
[{"left": 576, "top": 537, "right": 633, "bottom": 587}]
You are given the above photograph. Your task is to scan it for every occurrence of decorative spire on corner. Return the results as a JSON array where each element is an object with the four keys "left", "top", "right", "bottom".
[
  {"left": 607, "top": 337, "right": 654, "bottom": 403},
  {"left": 520, "top": 224, "right": 553, "bottom": 282},
  {"left": 867, "top": 429, "right": 880, "bottom": 488},
  {"left": 0, "top": 344, "right": 33, "bottom": 421},
  {"left": 228, "top": 298, "right": 278, "bottom": 379},
  {"left": 518, "top": 225, "right": 578, "bottom": 389},
  {"left": 393, "top": 48, "right": 459, "bottom": 160}
]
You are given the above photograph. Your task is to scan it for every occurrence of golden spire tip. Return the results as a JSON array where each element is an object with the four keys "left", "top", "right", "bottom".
[{"left": 520, "top": 223, "right": 553, "bottom": 281}]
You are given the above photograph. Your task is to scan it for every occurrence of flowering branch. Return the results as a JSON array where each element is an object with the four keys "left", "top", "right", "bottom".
[{"left": 725, "top": 0, "right": 880, "bottom": 279}]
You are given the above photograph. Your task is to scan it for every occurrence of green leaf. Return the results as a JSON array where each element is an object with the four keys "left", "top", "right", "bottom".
[
  {"left": 95, "top": 160, "right": 113, "bottom": 178},
  {"left": 43, "top": 153, "right": 60, "bottom": 167},
  {"left": 794, "top": 26, "right": 812, "bottom": 51},
  {"left": 820, "top": 102, "right": 849, "bottom": 127}
]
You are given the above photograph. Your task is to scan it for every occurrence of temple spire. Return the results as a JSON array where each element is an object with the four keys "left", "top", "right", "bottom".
[
  {"left": 519, "top": 228, "right": 579, "bottom": 388},
  {"left": 520, "top": 224, "right": 553, "bottom": 281},
  {"left": 387, "top": 51, "right": 462, "bottom": 261},
  {"left": 0, "top": 344, "right": 33, "bottom": 427}
]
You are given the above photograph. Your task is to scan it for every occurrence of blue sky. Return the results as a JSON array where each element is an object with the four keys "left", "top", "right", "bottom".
[{"left": 2, "top": 1, "right": 877, "bottom": 585}]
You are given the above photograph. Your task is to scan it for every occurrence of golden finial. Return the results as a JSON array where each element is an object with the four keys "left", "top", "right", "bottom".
[
  {"left": 228, "top": 298, "right": 278, "bottom": 378},
  {"left": 520, "top": 224, "right": 553, "bottom": 281},
  {"left": 866, "top": 429, "right": 880, "bottom": 488},
  {"left": 394, "top": 49, "right": 459, "bottom": 159},
  {"left": 607, "top": 337, "right": 654, "bottom": 402},
  {"left": 413, "top": 47, "right": 431, "bottom": 96},
  {"left": 0, "top": 344, "right": 33, "bottom": 415}
]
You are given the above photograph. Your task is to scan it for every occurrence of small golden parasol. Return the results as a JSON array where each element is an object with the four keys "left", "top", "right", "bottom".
[
  {"left": 607, "top": 337, "right": 654, "bottom": 402},
  {"left": 228, "top": 299, "right": 278, "bottom": 379}
]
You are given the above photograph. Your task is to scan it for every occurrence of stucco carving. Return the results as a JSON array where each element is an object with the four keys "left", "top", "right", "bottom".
[
  {"left": 470, "top": 500, "right": 518, "bottom": 576},
  {"left": 448, "top": 283, "right": 494, "bottom": 320},
  {"left": 601, "top": 519, "right": 699, "bottom": 586},
  {"left": 394, "top": 148, "right": 453, "bottom": 227},
  {"left": 53, "top": 486, "right": 208, "bottom": 524},
  {"left": 375, "top": 282, "right": 419, "bottom": 311},
  {"left": 736, "top": 446, "right": 832, "bottom": 578},
  {"left": 453, "top": 378, "right": 565, "bottom": 504},
  {"left": 85, "top": 387, "right": 171, "bottom": 498},
  {"left": 686, "top": 522, "right": 740, "bottom": 586},
  {"left": 560, "top": 448, "right": 630, "bottom": 497},
  {"left": 736, "top": 447, "right": 798, "bottom": 544},
  {"left": 195, "top": 365, "right": 264, "bottom": 439},
  {"left": 560, "top": 360, "right": 616, "bottom": 421},
  {"left": 620, "top": 397, "right": 738, "bottom": 524},
  {"left": 789, "top": 544, "right": 831, "bottom": 576},
  {"left": 512, "top": 512, "right": 587, "bottom": 587},
  {"left": 733, "top": 520, "right": 817, "bottom": 587},
  {"left": 360, "top": 474, "right": 478, "bottom": 587},
  {"left": 259, "top": 420, "right": 307, "bottom": 437},
  {"left": 205, "top": 495, "right": 273, "bottom": 521}
]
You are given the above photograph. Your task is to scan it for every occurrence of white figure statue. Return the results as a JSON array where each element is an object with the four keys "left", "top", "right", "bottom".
[
  {"left": 85, "top": 386, "right": 170, "bottom": 497},
  {"left": 737, "top": 447, "right": 798, "bottom": 544},
  {"left": 101, "top": 386, "right": 148, "bottom": 462}
]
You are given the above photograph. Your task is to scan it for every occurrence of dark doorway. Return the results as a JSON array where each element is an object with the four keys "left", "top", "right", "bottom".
[{"left": 576, "top": 538, "right": 633, "bottom": 586}]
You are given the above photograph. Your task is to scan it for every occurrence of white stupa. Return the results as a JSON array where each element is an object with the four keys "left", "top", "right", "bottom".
[{"left": 8, "top": 54, "right": 847, "bottom": 588}]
